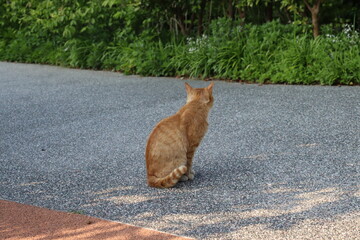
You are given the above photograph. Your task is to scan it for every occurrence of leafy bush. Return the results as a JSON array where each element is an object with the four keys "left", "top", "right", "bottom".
[{"left": 0, "top": 3, "right": 359, "bottom": 86}]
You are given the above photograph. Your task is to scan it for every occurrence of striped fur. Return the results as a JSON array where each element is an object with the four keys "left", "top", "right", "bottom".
[
  {"left": 145, "top": 82, "right": 214, "bottom": 188},
  {"left": 147, "top": 165, "right": 187, "bottom": 188}
]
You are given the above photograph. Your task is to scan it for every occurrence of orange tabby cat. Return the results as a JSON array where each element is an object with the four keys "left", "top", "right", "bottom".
[{"left": 145, "top": 82, "right": 214, "bottom": 188}]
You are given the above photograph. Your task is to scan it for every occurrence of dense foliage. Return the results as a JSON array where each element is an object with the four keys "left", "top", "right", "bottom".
[{"left": 1, "top": 0, "right": 360, "bottom": 85}]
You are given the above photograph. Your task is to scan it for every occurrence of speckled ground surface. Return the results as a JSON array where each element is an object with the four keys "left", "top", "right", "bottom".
[{"left": 1, "top": 62, "right": 359, "bottom": 239}]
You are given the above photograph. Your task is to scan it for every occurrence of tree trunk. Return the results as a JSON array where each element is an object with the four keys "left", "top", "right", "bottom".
[
  {"left": 238, "top": 7, "right": 246, "bottom": 26},
  {"left": 227, "top": 0, "right": 234, "bottom": 19},
  {"left": 303, "top": 0, "right": 322, "bottom": 38},
  {"left": 311, "top": 10, "right": 320, "bottom": 37},
  {"left": 190, "top": 12, "right": 196, "bottom": 33},
  {"left": 198, "top": 0, "right": 207, "bottom": 35},
  {"left": 176, "top": 8, "right": 188, "bottom": 36},
  {"left": 178, "top": 18, "right": 187, "bottom": 36},
  {"left": 265, "top": 1, "right": 273, "bottom": 22}
]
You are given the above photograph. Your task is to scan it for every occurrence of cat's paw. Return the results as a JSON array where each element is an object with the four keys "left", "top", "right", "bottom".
[
  {"left": 180, "top": 175, "right": 189, "bottom": 182},
  {"left": 188, "top": 170, "right": 195, "bottom": 180}
]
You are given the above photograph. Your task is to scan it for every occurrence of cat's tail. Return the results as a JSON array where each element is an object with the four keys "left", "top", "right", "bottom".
[{"left": 148, "top": 165, "right": 187, "bottom": 188}]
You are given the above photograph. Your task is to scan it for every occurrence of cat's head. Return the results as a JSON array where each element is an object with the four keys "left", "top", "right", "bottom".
[{"left": 185, "top": 82, "right": 214, "bottom": 106}]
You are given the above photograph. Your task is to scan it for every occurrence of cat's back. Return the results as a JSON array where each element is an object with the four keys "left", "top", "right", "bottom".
[{"left": 148, "top": 113, "right": 181, "bottom": 139}]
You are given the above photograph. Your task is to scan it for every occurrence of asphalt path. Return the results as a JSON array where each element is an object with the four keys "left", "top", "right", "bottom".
[{"left": 1, "top": 62, "right": 359, "bottom": 239}]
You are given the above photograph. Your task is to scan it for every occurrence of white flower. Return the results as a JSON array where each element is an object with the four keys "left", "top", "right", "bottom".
[{"left": 188, "top": 47, "right": 197, "bottom": 53}]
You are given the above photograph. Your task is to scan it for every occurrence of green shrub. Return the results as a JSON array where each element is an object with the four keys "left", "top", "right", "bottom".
[{"left": 1, "top": 12, "right": 359, "bottom": 85}]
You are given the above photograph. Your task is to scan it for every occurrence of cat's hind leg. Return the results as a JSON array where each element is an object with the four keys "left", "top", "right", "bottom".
[
  {"left": 188, "top": 169, "right": 195, "bottom": 180},
  {"left": 186, "top": 148, "right": 196, "bottom": 180},
  {"left": 180, "top": 170, "right": 195, "bottom": 181}
]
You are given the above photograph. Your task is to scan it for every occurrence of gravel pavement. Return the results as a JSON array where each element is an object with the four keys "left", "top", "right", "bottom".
[{"left": 1, "top": 62, "right": 359, "bottom": 239}]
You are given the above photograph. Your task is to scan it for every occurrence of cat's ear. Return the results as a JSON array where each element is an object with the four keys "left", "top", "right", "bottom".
[
  {"left": 207, "top": 82, "right": 214, "bottom": 93},
  {"left": 185, "top": 82, "right": 193, "bottom": 93}
]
